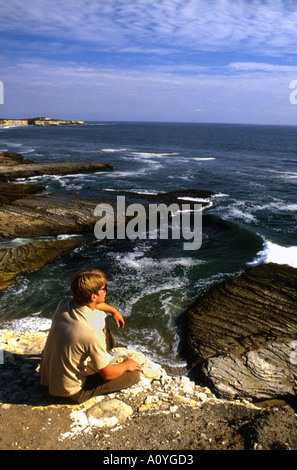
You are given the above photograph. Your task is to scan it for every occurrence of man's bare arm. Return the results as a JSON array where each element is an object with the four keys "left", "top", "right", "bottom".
[
  {"left": 97, "top": 302, "right": 125, "bottom": 328},
  {"left": 98, "top": 358, "right": 142, "bottom": 381}
]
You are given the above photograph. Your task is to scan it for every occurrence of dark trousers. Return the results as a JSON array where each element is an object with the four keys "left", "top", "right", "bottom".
[{"left": 68, "top": 369, "right": 140, "bottom": 404}]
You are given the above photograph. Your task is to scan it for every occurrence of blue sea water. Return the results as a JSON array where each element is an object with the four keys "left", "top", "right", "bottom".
[{"left": 1, "top": 122, "right": 297, "bottom": 371}]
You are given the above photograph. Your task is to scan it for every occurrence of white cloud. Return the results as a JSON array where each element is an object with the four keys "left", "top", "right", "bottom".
[
  {"left": 228, "top": 62, "right": 297, "bottom": 73},
  {"left": 1, "top": 0, "right": 297, "bottom": 56}
]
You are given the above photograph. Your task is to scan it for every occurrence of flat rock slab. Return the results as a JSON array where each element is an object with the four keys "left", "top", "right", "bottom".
[
  {"left": 0, "top": 194, "right": 101, "bottom": 239},
  {"left": 86, "top": 399, "right": 133, "bottom": 429},
  {"left": 0, "top": 181, "right": 45, "bottom": 204},
  {"left": 0, "top": 238, "right": 85, "bottom": 290},
  {"left": 0, "top": 151, "right": 34, "bottom": 166},
  {"left": 0, "top": 161, "right": 113, "bottom": 180}
]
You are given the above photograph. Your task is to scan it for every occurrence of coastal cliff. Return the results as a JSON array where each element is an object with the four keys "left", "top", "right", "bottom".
[{"left": 0, "top": 117, "right": 84, "bottom": 127}]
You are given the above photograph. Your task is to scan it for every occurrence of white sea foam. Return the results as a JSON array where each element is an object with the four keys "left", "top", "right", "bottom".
[
  {"left": 1, "top": 141, "right": 22, "bottom": 148},
  {"left": 267, "top": 169, "right": 297, "bottom": 180},
  {"left": 104, "top": 161, "right": 163, "bottom": 178},
  {"left": 212, "top": 193, "right": 229, "bottom": 198},
  {"left": 219, "top": 203, "right": 258, "bottom": 224},
  {"left": 249, "top": 240, "right": 297, "bottom": 269},
  {"left": 216, "top": 197, "right": 297, "bottom": 225},
  {"left": 255, "top": 201, "right": 297, "bottom": 212},
  {"left": 126, "top": 189, "right": 159, "bottom": 195},
  {"left": 168, "top": 174, "right": 193, "bottom": 181},
  {"left": 177, "top": 196, "right": 213, "bottom": 209},
  {"left": 101, "top": 148, "right": 128, "bottom": 152},
  {"left": 103, "top": 169, "right": 149, "bottom": 178},
  {"left": 193, "top": 157, "right": 216, "bottom": 161},
  {"left": 110, "top": 248, "right": 205, "bottom": 271},
  {"left": 132, "top": 152, "right": 178, "bottom": 158},
  {"left": 57, "top": 234, "right": 82, "bottom": 240},
  {"left": 6, "top": 315, "right": 52, "bottom": 332},
  {"left": 104, "top": 188, "right": 159, "bottom": 196},
  {"left": 21, "top": 148, "right": 36, "bottom": 154}
]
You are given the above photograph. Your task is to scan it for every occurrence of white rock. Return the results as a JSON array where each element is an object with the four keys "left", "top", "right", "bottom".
[{"left": 86, "top": 399, "right": 133, "bottom": 429}]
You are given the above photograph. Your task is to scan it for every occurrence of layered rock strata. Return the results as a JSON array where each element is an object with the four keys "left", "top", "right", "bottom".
[
  {"left": 0, "top": 151, "right": 114, "bottom": 290},
  {"left": 0, "top": 161, "right": 113, "bottom": 180},
  {"left": 184, "top": 263, "right": 297, "bottom": 400},
  {"left": 0, "top": 150, "right": 112, "bottom": 182},
  {"left": 0, "top": 181, "right": 45, "bottom": 204},
  {"left": 0, "top": 150, "right": 114, "bottom": 239},
  {"left": 0, "top": 151, "right": 34, "bottom": 166},
  {"left": 0, "top": 194, "right": 104, "bottom": 239},
  {"left": 0, "top": 238, "right": 85, "bottom": 290}
]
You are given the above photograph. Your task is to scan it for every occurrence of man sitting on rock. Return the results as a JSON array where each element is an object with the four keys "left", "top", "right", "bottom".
[{"left": 39, "top": 268, "right": 141, "bottom": 404}]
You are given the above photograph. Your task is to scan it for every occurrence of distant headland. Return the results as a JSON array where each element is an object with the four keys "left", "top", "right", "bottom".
[{"left": 0, "top": 116, "right": 85, "bottom": 127}]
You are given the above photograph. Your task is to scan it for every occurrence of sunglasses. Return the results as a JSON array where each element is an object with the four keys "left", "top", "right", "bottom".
[{"left": 100, "top": 285, "right": 108, "bottom": 292}]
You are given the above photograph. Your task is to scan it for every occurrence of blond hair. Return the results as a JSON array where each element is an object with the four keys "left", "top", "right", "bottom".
[{"left": 70, "top": 269, "right": 107, "bottom": 305}]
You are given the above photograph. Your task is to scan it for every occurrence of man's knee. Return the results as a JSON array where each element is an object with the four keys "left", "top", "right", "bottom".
[{"left": 128, "top": 370, "right": 141, "bottom": 386}]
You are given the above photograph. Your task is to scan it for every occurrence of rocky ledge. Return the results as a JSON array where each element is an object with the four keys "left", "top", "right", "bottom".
[
  {"left": 0, "top": 161, "right": 113, "bottom": 180},
  {"left": 183, "top": 262, "right": 297, "bottom": 401},
  {"left": 0, "top": 117, "right": 85, "bottom": 127},
  {"left": 0, "top": 238, "right": 86, "bottom": 291},
  {"left": 0, "top": 151, "right": 113, "bottom": 180},
  {"left": 0, "top": 150, "right": 114, "bottom": 290},
  {"left": 1, "top": 328, "right": 297, "bottom": 451}
]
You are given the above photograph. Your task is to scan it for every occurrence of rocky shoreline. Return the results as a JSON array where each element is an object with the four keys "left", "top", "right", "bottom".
[
  {"left": 0, "top": 149, "right": 297, "bottom": 450},
  {"left": 0, "top": 150, "right": 213, "bottom": 288},
  {"left": 0, "top": 117, "right": 85, "bottom": 127},
  {"left": 1, "top": 328, "right": 297, "bottom": 451}
]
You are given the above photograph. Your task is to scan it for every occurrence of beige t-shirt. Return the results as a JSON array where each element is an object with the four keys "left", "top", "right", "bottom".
[{"left": 39, "top": 297, "right": 112, "bottom": 397}]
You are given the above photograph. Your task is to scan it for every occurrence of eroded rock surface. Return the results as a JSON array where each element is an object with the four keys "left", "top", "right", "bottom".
[
  {"left": 0, "top": 238, "right": 85, "bottom": 290},
  {"left": 0, "top": 181, "right": 45, "bottom": 204},
  {"left": 0, "top": 161, "right": 113, "bottom": 180},
  {"left": 184, "top": 263, "right": 297, "bottom": 400},
  {"left": 0, "top": 151, "right": 34, "bottom": 166},
  {"left": 0, "top": 194, "right": 105, "bottom": 239}
]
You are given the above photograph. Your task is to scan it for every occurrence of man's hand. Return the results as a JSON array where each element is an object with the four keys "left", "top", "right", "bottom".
[
  {"left": 111, "top": 310, "right": 125, "bottom": 329},
  {"left": 124, "top": 358, "right": 142, "bottom": 372}
]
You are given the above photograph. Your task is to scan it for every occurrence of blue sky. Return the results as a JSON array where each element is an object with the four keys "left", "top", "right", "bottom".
[{"left": 1, "top": 0, "right": 297, "bottom": 124}]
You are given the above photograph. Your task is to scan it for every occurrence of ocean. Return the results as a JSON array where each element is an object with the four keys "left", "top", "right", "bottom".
[{"left": 1, "top": 121, "right": 297, "bottom": 372}]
